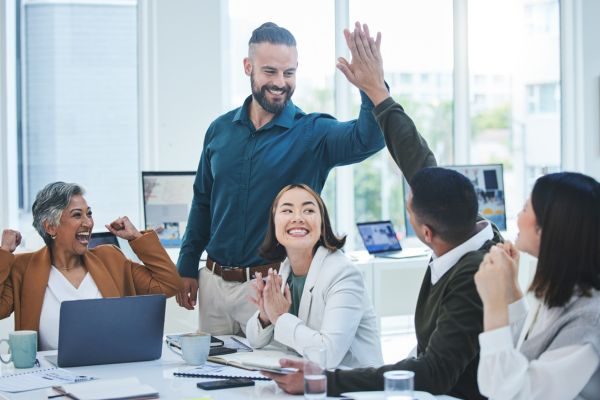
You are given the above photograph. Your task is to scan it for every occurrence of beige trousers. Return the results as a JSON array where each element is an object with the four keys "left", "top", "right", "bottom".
[{"left": 198, "top": 266, "right": 258, "bottom": 336}]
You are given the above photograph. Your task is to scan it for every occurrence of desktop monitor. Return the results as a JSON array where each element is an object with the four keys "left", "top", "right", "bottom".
[
  {"left": 142, "top": 171, "right": 195, "bottom": 248},
  {"left": 403, "top": 164, "right": 506, "bottom": 236}
]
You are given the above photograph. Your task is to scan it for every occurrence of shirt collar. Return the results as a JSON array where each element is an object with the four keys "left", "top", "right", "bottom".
[
  {"left": 232, "top": 95, "right": 297, "bottom": 129},
  {"left": 429, "top": 220, "right": 494, "bottom": 285}
]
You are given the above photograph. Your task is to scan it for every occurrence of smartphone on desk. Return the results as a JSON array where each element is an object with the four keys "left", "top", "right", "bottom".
[
  {"left": 209, "top": 346, "right": 237, "bottom": 356},
  {"left": 197, "top": 378, "right": 255, "bottom": 390}
]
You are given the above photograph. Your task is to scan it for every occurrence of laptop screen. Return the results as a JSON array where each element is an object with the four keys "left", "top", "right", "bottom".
[
  {"left": 89, "top": 232, "right": 120, "bottom": 249},
  {"left": 55, "top": 295, "right": 165, "bottom": 367},
  {"left": 356, "top": 221, "right": 402, "bottom": 254}
]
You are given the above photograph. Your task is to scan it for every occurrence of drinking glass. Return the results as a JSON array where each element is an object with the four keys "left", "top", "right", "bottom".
[
  {"left": 384, "top": 370, "right": 414, "bottom": 400},
  {"left": 303, "top": 345, "right": 327, "bottom": 399}
]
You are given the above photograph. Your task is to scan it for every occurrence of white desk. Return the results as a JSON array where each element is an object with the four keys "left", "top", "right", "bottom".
[
  {"left": 351, "top": 252, "right": 431, "bottom": 330},
  {"left": 0, "top": 344, "right": 457, "bottom": 400}
]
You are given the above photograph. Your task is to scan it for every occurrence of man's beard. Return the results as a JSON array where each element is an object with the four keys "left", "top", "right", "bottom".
[{"left": 251, "top": 74, "right": 294, "bottom": 115}]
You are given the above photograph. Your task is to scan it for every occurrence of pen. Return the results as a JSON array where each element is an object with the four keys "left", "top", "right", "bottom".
[
  {"left": 230, "top": 336, "right": 253, "bottom": 352},
  {"left": 49, "top": 386, "right": 78, "bottom": 400}
]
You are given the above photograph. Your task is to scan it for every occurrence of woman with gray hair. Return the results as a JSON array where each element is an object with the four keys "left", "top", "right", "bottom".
[{"left": 0, "top": 182, "right": 182, "bottom": 350}]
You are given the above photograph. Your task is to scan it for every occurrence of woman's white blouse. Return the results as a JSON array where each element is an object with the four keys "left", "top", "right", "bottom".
[
  {"left": 478, "top": 298, "right": 600, "bottom": 399},
  {"left": 38, "top": 267, "right": 102, "bottom": 350}
]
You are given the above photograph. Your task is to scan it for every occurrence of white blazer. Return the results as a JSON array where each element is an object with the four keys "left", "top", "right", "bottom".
[{"left": 246, "top": 246, "right": 383, "bottom": 369}]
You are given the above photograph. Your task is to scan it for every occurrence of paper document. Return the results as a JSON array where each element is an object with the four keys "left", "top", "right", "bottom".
[
  {"left": 58, "top": 377, "right": 158, "bottom": 400},
  {"left": 0, "top": 367, "right": 95, "bottom": 393}
]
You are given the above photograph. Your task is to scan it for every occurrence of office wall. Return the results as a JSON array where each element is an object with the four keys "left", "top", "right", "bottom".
[{"left": 138, "top": 0, "right": 228, "bottom": 172}]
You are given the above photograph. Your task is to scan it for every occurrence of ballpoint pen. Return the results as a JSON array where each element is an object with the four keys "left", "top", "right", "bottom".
[
  {"left": 230, "top": 336, "right": 253, "bottom": 352},
  {"left": 49, "top": 386, "right": 77, "bottom": 399}
]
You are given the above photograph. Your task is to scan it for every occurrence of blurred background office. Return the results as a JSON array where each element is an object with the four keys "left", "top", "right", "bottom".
[{"left": 1, "top": 0, "right": 599, "bottom": 359}]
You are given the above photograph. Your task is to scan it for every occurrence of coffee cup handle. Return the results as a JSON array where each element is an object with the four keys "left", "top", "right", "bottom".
[
  {"left": 0, "top": 339, "right": 12, "bottom": 364},
  {"left": 167, "top": 341, "right": 184, "bottom": 359}
]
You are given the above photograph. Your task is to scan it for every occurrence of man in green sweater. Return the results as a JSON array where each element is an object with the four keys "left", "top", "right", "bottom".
[{"left": 263, "top": 24, "right": 501, "bottom": 400}]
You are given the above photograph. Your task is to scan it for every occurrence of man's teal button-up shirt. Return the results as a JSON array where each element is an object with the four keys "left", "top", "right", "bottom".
[{"left": 177, "top": 91, "right": 384, "bottom": 278}]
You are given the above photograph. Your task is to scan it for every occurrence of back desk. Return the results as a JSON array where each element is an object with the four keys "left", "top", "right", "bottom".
[{"left": 161, "top": 250, "right": 432, "bottom": 334}]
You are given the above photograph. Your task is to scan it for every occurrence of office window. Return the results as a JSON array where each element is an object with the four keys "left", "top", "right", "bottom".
[
  {"left": 19, "top": 1, "right": 139, "bottom": 246},
  {"left": 223, "top": 1, "right": 561, "bottom": 248},
  {"left": 527, "top": 82, "right": 560, "bottom": 113},
  {"left": 468, "top": 0, "right": 560, "bottom": 220},
  {"left": 227, "top": 0, "right": 337, "bottom": 216},
  {"left": 349, "top": 0, "right": 454, "bottom": 243}
]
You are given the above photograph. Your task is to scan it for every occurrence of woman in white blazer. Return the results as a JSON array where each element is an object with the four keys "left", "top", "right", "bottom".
[{"left": 246, "top": 183, "right": 383, "bottom": 369}]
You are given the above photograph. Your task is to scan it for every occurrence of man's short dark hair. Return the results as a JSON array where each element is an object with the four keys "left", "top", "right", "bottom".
[
  {"left": 410, "top": 167, "right": 478, "bottom": 245},
  {"left": 248, "top": 22, "right": 296, "bottom": 48}
]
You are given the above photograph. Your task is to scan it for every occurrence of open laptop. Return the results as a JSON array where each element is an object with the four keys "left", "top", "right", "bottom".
[
  {"left": 356, "top": 220, "right": 430, "bottom": 259},
  {"left": 47, "top": 294, "right": 166, "bottom": 367},
  {"left": 88, "top": 231, "right": 120, "bottom": 249}
]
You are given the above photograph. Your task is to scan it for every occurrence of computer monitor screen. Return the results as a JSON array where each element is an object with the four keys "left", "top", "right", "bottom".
[
  {"left": 142, "top": 171, "right": 195, "bottom": 248},
  {"left": 404, "top": 164, "right": 506, "bottom": 236}
]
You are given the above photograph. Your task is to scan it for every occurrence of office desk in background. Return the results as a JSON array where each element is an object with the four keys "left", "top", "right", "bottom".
[
  {"left": 161, "top": 249, "right": 431, "bottom": 334},
  {"left": 0, "top": 342, "right": 459, "bottom": 400},
  {"left": 349, "top": 251, "right": 430, "bottom": 330}
]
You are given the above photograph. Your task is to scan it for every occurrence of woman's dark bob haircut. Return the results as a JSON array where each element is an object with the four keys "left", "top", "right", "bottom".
[
  {"left": 528, "top": 172, "right": 600, "bottom": 308},
  {"left": 259, "top": 183, "right": 346, "bottom": 262}
]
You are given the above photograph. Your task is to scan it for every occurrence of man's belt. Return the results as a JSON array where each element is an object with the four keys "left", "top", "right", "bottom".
[{"left": 205, "top": 257, "right": 280, "bottom": 283}]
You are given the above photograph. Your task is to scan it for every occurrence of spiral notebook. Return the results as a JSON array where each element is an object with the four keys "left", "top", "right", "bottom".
[
  {"left": 174, "top": 362, "right": 269, "bottom": 380},
  {"left": 0, "top": 367, "right": 95, "bottom": 393}
]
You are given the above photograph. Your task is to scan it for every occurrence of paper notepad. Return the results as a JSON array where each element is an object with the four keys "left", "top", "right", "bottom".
[
  {"left": 208, "top": 347, "right": 301, "bottom": 370},
  {"left": 59, "top": 377, "right": 158, "bottom": 400},
  {"left": 0, "top": 367, "right": 95, "bottom": 393}
]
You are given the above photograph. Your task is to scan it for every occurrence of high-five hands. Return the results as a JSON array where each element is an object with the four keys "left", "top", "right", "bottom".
[{"left": 336, "top": 21, "right": 388, "bottom": 106}]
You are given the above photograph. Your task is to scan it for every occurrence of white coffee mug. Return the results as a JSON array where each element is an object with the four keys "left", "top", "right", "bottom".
[{"left": 168, "top": 333, "right": 211, "bottom": 365}]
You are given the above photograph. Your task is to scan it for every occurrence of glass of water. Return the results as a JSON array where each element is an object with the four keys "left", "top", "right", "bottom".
[
  {"left": 303, "top": 345, "right": 327, "bottom": 399},
  {"left": 384, "top": 370, "right": 414, "bottom": 400}
]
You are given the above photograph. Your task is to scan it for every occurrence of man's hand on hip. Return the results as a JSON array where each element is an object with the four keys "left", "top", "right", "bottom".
[{"left": 176, "top": 277, "right": 199, "bottom": 310}]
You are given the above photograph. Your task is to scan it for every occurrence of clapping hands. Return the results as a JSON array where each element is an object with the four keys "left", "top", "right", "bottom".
[
  {"left": 475, "top": 241, "right": 524, "bottom": 330},
  {"left": 250, "top": 268, "right": 291, "bottom": 326}
]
